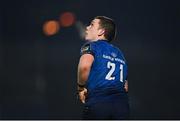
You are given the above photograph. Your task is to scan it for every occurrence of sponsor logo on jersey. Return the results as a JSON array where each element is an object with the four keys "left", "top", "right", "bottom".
[
  {"left": 81, "top": 44, "right": 91, "bottom": 53},
  {"left": 111, "top": 52, "right": 117, "bottom": 58}
]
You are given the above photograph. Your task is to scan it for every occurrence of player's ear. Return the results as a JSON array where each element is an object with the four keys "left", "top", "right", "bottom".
[{"left": 98, "top": 28, "right": 105, "bottom": 36}]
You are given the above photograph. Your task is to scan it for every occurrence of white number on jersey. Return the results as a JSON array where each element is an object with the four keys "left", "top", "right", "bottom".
[
  {"left": 105, "top": 61, "right": 115, "bottom": 80},
  {"left": 105, "top": 61, "right": 123, "bottom": 82}
]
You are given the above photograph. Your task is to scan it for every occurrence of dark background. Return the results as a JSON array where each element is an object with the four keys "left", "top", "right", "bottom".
[{"left": 1, "top": 0, "right": 180, "bottom": 119}]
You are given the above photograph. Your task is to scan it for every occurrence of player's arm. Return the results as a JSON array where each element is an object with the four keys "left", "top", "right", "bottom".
[
  {"left": 77, "top": 54, "right": 94, "bottom": 87},
  {"left": 77, "top": 54, "right": 94, "bottom": 103},
  {"left": 124, "top": 80, "right": 128, "bottom": 92}
]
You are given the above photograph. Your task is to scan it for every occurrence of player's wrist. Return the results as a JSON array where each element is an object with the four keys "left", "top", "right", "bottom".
[
  {"left": 78, "top": 83, "right": 85, "bottom": 88},
  {"left": 77, "top": 83, "right": 86, "bottom": 92}
]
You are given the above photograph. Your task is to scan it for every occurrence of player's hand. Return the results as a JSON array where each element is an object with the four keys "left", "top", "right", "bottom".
[
  {"left": 124, "top": 80, "right": 128, "bottom": 92},
  {"left": 78, "top": 88, "right": 87, "bottom": 103}
]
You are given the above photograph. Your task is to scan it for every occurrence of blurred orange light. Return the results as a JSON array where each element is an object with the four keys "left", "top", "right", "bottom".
[
  {"left": 43, "top": 20, "right": 59, "bottom": 36},
  {"left": 60, "top": 12, "right": 76, "bottom": 27}
]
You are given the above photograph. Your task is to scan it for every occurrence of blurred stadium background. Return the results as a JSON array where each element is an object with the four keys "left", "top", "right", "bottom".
[{"left": 1, "top": 0, "right": 180, "bottom": 119}]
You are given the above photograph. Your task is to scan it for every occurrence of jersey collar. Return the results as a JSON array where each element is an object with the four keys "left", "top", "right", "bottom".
[{"left": 98, "top": 39, "right": 109, "bottom": 43}]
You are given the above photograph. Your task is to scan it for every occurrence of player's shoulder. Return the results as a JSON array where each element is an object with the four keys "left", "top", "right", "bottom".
[
  {"left": 110, "top": 44, "right": 126, "bottom": 59},
  {"left": 81, "top": 41, "right": 95, "bottom": 49},
  {"left": 80, "top": 41, "right": 97, "bottom": 55},
  {"left": 82, "top": 41, "right": 94, "bottom": 46},
  {"left": 81, "top": 41, "right": 99, "bottom": 49},
  {"left": 113, "top": 44, "right": 121, "bottom": 53},
  {"left": 114, "top": 46, "right": 127, "bottom": 63}
]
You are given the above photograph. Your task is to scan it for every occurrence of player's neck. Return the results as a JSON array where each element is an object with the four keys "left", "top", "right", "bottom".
[
  {"left": 89, "top": 36, "right": 107, "bottom": 42},
  {"left": 96, "top": 36, "right": 106, "bottom": 41}
]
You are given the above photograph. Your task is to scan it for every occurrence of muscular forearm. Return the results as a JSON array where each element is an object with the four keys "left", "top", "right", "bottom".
[
  {"left": 77, "top": 54, "right": 94, "bottom": 92},
  {"left": 77, "top": 67, "right": 90, "bottom": 95},
  {"left": 77, "top": 67, "right": 90, "bottom": 86}
]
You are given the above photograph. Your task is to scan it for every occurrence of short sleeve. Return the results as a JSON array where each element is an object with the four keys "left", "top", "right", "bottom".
[{"left": 80, "top": 43, "right": 95, "bottom": 56}]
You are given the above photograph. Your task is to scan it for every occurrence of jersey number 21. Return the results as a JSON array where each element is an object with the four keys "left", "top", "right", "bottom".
[{"left": 105, "top": 61, "right": 123, "bottom": 82}]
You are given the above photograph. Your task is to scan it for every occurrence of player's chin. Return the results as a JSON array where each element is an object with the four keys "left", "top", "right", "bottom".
[{"left": 85, "top": 36, "right": 90, "bottom": 41}]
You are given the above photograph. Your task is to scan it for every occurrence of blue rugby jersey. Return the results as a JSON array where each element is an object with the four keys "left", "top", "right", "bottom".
[{"left": 80, "top": 40, "right": 128, "bottom": 104}]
